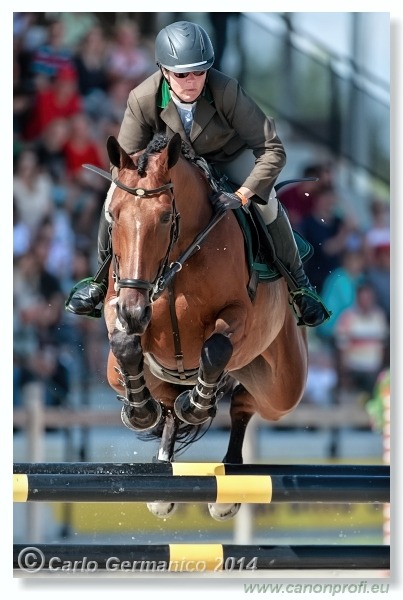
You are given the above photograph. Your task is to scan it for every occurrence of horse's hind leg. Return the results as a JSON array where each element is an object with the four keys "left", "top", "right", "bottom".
[
  {"left": 208, "top": 384, "right": 255, "bottom": 521},
  {"left": 223, "top": 384, "right": 255, "bottom": 464},
  {"left": 174, "top": 333, "right": 233, "bottom": 425}
]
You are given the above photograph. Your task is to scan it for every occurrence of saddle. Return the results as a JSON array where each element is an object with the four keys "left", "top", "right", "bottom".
[{"left": 193, "top": 157, "right": 314, "bottom": 300}]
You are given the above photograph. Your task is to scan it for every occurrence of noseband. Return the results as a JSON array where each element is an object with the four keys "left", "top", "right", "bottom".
[{"left": 83, "top": 164, "right": 179, "bottom": 301}]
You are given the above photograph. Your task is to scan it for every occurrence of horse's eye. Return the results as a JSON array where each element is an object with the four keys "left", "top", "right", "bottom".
[{"left": 160, "top": 212, "right": 172, "bottom": 224}]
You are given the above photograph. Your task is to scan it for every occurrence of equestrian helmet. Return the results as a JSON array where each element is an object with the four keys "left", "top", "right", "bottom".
[{"left": 155, "top": 21, "right": 214, "bottom": 73}]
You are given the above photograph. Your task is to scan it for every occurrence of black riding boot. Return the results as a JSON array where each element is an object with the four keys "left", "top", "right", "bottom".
[
  {"left": 266, "top": 203, "right": 331, "bottom": 327},
  {"left": 65, "top": 205, "right": 111, "bottom": 318}
]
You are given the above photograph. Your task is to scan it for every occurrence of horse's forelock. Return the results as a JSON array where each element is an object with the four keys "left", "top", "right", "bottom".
[{"left": 137, "top": 133, "right": 195, "bottom": 176}]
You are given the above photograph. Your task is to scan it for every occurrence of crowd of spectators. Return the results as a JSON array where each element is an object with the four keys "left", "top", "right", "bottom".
[
  {"left": 279, "top": 164, "right": 390, "bottom": 406},
  {"left": 13, "top": 13, "right": 156, "bottom": 408},
  {"left": 13, "top": 13, "right": 390, "bottom": 416}
]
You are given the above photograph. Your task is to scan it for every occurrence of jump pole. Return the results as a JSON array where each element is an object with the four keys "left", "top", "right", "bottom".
[
  {"left": 13, "top": 472, "right": 389, "bottom": 504},
  {"left": 13, "top": 462, "right": 389, "bottom": 477}
]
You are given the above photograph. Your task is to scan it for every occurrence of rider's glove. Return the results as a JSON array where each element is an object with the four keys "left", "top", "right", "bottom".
[{"left": 210, "top": 190, "right": 250, "bottom": 212}]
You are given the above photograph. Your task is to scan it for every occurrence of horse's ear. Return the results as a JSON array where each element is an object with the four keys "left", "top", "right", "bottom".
[
  {"left": 106, "top": 136, "right": 135, "bottom": 170},
  {"left": 167, "top": 133, "right": 182, "bottom": 170}
]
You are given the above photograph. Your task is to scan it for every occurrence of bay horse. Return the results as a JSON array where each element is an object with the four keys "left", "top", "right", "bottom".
[{"left": 96, "top": 132, "right": 308, "bottom": 520}]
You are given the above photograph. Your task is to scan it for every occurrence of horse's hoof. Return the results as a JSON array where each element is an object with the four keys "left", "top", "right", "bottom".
[
  {"left": 120, "top": 401, "right": 162, "bottom": 432},
  {"left": 208, "top": 503, "right": 241, "bottom": 521},
  {"left": 174, "top": 390, "right": 216, "bottom": 425},
  {"left": 147, "top": 502, "right": 178, "bottom": 519}
]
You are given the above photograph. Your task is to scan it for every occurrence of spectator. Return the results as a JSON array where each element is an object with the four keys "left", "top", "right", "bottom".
[
  {"left": 56, "top": 13, "right": 99, "bottom": 50},
  {"left": 62, "top": 112, "right": 106, "bottom": 183},
  {"left": 300, "top": 188, "right": 360, "bottom": 293},
  {"left": 96, "top": 79, "right": 133, "bottom": 126},
  {"left": 73, "top": 25, "right": 110, "bottom": 121},
  {"left": 304, "top": 340, "right": 337, "bottom": 406},
  {"left": 316, "top": 248, "right": 366, "bottom": 344},
  {"left": 363, "top": 198, "right": 390, "bottom": 264},
  {"left": 35, "top": 117, "right": 70, "bottom": 182},
  {"left": 106, "top": 20, "right": 155, "bottom": 88},
  {"left": 30, "top": 18, "right": 75, "bottom": 89},
  {"left": 13, "top": 13, "right": 47, "bottom": 54},
  {"left": 58, "top": 112, "right": 108, "bottom": 249},
  {"left": 365, "top": 240, "right": 390, "bottom": 323},
  {"left": 38, "top": 204, "right": 76, "bottom": 286},
  {"left": 13, "top": 38, "right": 34, "bottom": 140},
  {"left": 23, "top": 64, "right": 83, "bottom": 141},
  {"left": 13, "top": 229, "right": 70, "bottom": 408},
  {"left": 278, "top": 162, "right": 334, "bottom": 230},
  {"left": 334, "top": 281, "right": 389, "bottom": 395},
  {"left": 13, "top": 147, "right": 54, "bottom": 236}
]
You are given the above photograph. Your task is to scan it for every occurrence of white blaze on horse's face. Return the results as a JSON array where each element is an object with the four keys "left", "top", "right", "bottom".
[
  {"left": 104, "top": 182, "right": 117, "bottom": 224},
  {"left": 108, "top": 171, "right": 176, "bottom": 336}
]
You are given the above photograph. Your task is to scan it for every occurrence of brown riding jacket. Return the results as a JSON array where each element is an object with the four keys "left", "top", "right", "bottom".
[{"left": 116, "top": 68, "right": 286, "bottom": 202}]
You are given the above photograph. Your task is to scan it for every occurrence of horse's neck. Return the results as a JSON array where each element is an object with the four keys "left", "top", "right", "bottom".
[{"left": 173, "top": 161, "right": 212, "bottom": 245}]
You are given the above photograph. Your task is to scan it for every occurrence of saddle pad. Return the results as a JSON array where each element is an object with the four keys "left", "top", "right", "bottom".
[{"left": 233, "top": 206, "right": 313, "bottom": 283}]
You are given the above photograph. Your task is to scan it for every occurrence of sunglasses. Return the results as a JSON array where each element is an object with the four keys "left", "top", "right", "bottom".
[{"left": 172, "top": 70, "right": 207, "bottom": 79}]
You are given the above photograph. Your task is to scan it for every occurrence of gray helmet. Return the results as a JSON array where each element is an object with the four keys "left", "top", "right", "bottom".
[{"left": 155, "top": 21, "right": 214, "bottom": 73}]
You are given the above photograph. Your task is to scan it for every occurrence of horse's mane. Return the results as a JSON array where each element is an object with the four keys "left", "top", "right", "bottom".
[{"left": 137, "top": 133, "right": 196, "bottom": 176}]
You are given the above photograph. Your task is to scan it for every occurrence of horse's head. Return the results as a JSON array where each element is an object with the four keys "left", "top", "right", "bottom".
[{"left": 107, "top": 133, "right": 182, "bottom": 335}]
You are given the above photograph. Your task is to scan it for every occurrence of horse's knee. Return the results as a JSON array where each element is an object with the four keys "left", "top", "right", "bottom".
[
  {"left": 110, "top": 329, "right": 142, "bottom": 366},
  {"left": 201, "top": 333, "right": 233, "bottom": 382}
]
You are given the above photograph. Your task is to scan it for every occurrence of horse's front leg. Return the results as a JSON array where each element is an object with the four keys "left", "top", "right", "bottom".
[
  {"left": 174, "top": 332, "right": 233, "bottom": 425},
  {"left": 108, "top": 329, "right": 163, "bottom": 431}
]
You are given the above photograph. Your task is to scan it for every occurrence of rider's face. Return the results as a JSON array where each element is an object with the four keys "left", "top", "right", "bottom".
[{"left": 164, "top": 69, "right": 207, "bottom": 103}]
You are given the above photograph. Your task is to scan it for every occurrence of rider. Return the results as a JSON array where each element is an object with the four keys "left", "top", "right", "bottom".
[{"left": 66, "top": 20, "right": 330, "bottom": 327}]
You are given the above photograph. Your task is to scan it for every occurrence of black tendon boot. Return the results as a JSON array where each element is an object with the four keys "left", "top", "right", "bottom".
[
  {"left": 266, "top": 203, "right": 331, "bottom": 327},
  {"left": 65, "top": 206, "right": 111, "bottom": 318}
]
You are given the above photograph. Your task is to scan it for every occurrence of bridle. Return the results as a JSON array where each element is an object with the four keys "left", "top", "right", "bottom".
[{"left": 83, "top": 164, "right": 180, "bottom": 302}]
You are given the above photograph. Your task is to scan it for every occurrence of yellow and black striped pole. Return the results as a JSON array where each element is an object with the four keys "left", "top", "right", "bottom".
[
  {"left": 13, "top": 469, "right": 389, "bottom": 503},
  {"left": 13, "top": 543, "right": 390, "bottom": 571}
]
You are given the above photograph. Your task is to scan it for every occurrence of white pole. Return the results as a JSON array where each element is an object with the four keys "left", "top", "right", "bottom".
[
  {"left": 23, "top": 382, "right": 45, "bottom": 542},
  {"left": 233, "top": 416, "right": 258, "bottom": 544}
]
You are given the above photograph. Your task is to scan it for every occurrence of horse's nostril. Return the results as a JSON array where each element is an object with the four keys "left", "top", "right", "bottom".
[{"left": 117, "top": 303, "right": 152, "bottom": 335}]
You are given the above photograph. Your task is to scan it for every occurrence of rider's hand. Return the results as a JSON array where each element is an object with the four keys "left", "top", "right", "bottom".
[{"left": 210, "top": 190, "right": 250, "bottom": 212}]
